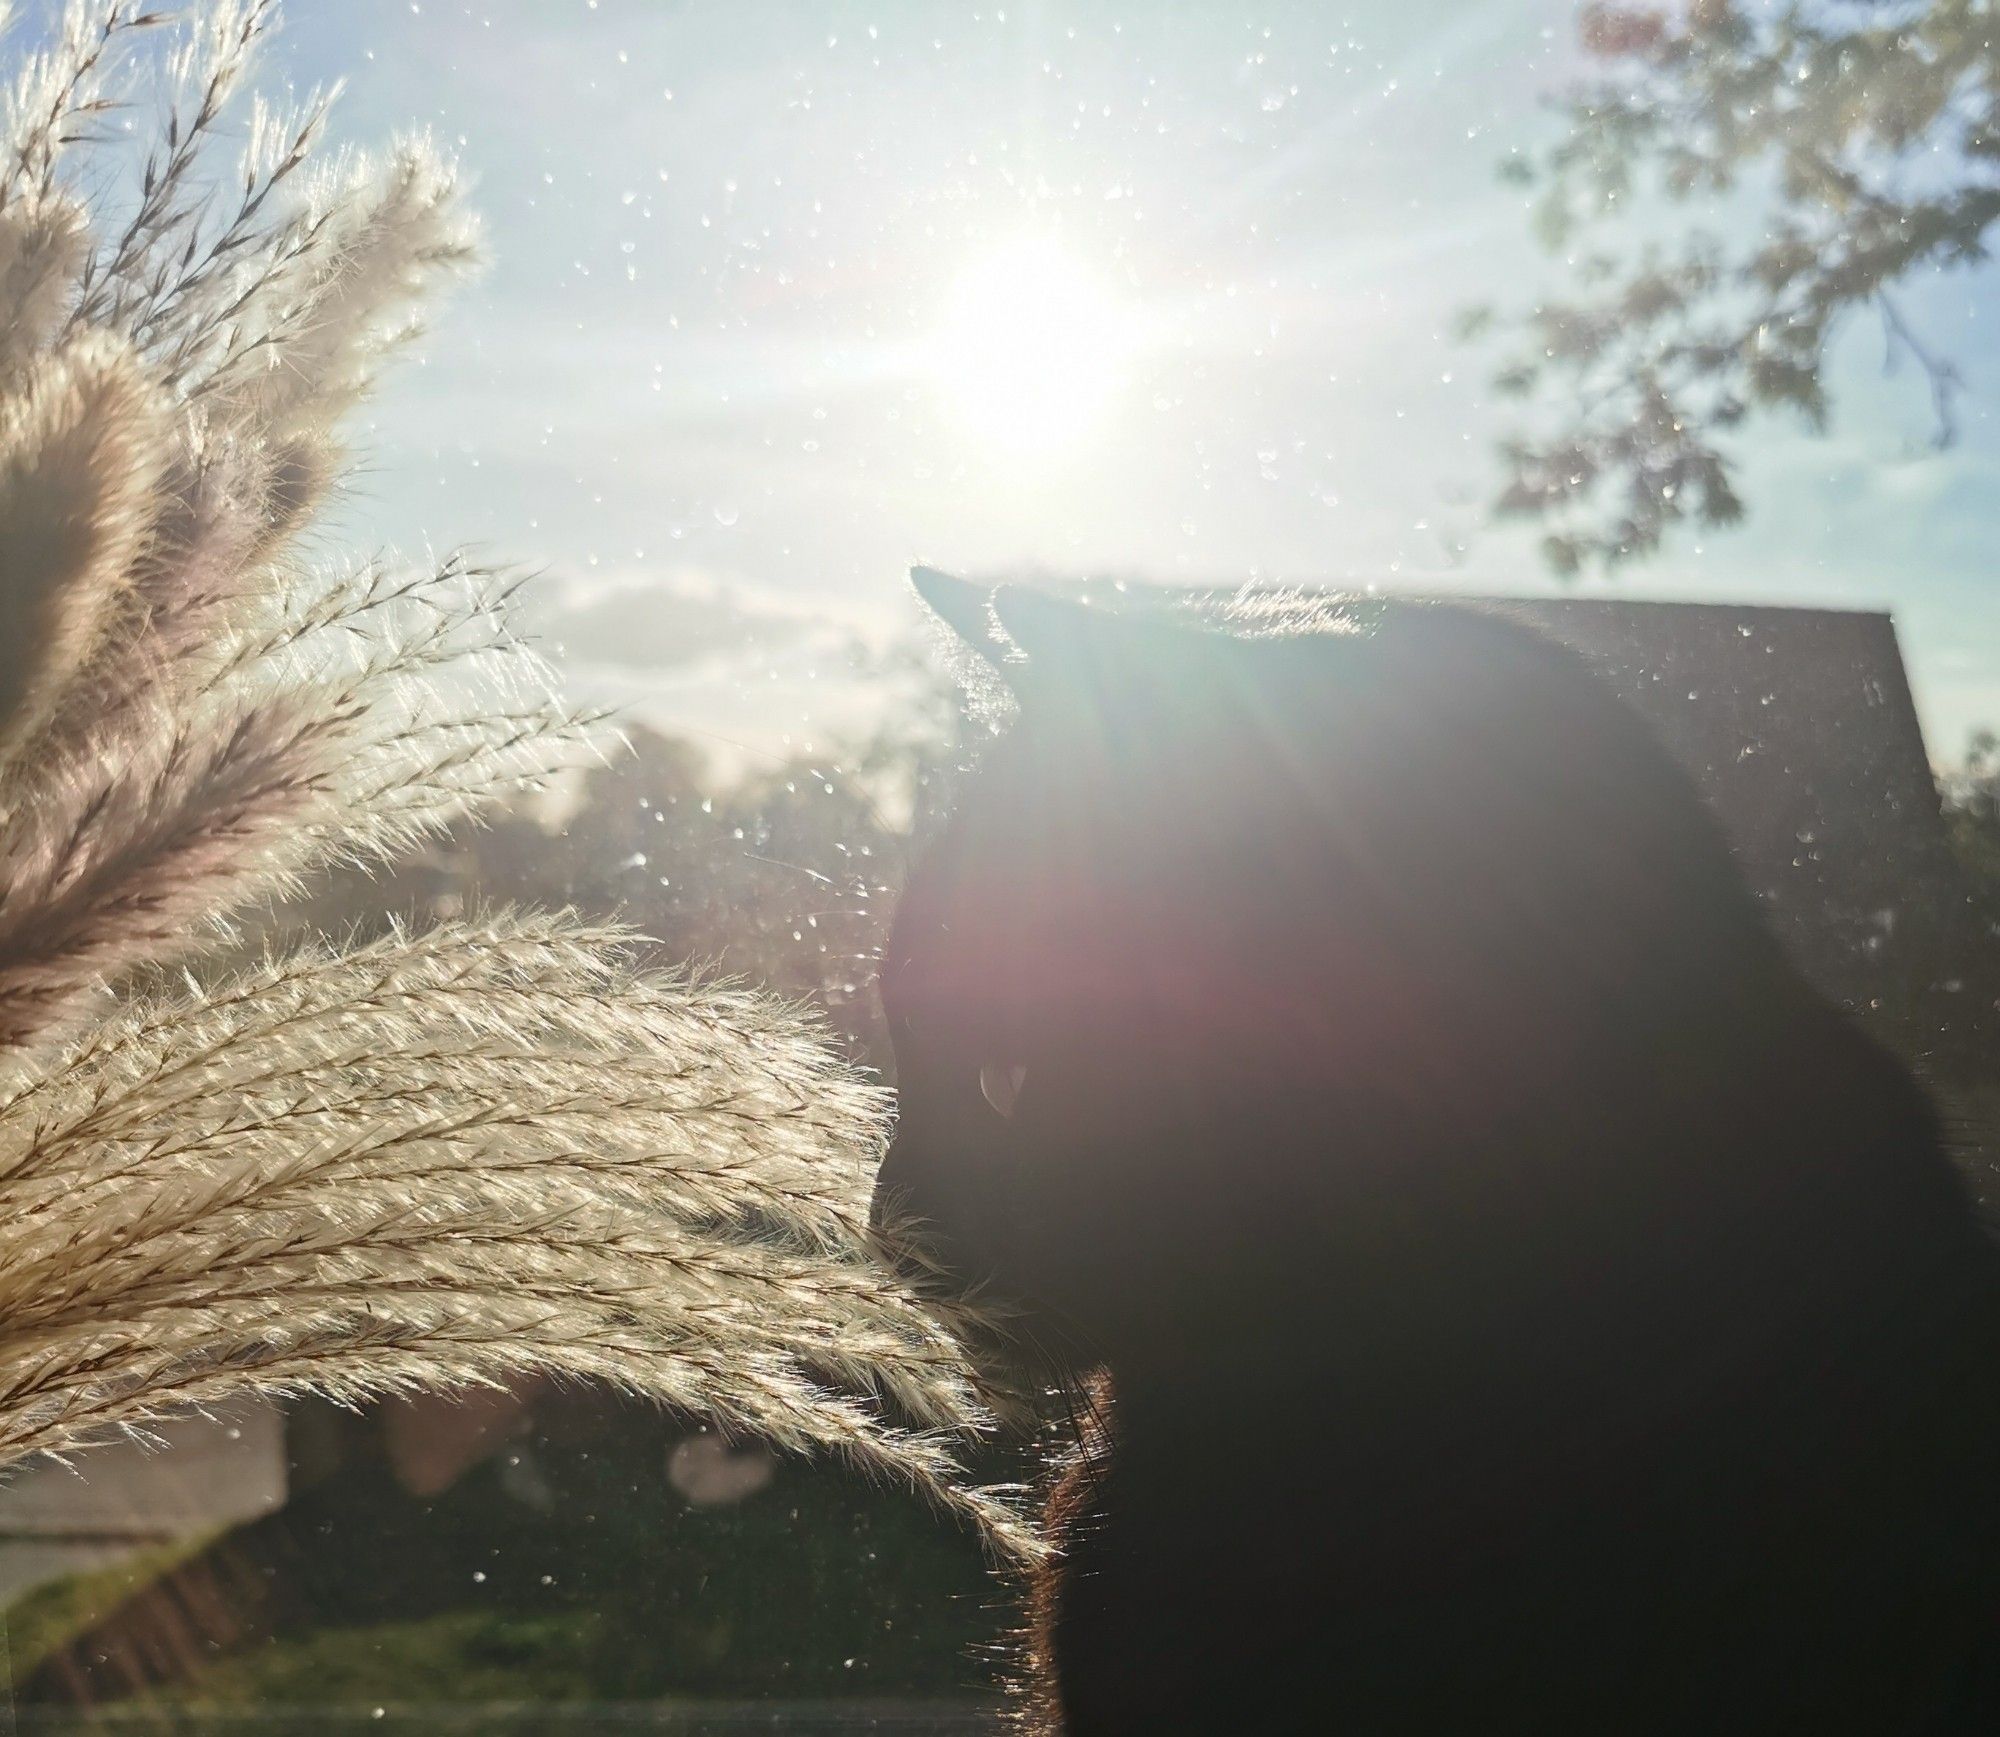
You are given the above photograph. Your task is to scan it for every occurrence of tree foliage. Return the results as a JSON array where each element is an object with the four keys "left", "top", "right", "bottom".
[{"left": 1487, "top": 0, "right": 2000, "bottom": 573}]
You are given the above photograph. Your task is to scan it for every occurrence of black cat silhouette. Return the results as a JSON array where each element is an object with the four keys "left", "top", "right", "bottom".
[{"left": 873, "top": 570, "right": 2000, "bottom": 1735}]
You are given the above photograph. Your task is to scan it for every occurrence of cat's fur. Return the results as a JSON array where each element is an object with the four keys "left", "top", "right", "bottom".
[{"left": 873, "top": 572, "right": 2000, "bottom": 1734}]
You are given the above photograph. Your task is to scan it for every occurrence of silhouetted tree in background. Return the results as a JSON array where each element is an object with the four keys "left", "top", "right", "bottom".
[
  {"left": 1946, "top": 728, "right": 2000, "bottom": 933},
  {"left": 1481, "top": 0, "right": 2000, "bottom": 573}
]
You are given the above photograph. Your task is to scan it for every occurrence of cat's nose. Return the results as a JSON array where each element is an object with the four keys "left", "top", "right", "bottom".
[
  {"left": 868, "top": 1120, "right": 1005, "bottom": 1296},
  {"left": 869, "top": 1131, "right": 941, "bottom": 1286}
]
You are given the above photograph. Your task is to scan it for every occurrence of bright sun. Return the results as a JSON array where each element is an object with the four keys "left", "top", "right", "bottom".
[{"left": 931, "top": 235, "right": 1134, "bottom": 459}]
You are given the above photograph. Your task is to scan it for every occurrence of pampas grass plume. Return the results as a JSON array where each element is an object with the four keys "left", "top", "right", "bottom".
[{"left": 0, "top": 2, "right": 1029, "bottom": 1562}]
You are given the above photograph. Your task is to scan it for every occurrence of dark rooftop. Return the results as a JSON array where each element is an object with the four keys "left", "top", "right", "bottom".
[{"left": 1476, "top": 598, "right": 1955, "bottom": 986}]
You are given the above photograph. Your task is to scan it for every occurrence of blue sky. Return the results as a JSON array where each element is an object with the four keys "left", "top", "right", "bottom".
[{"left": 48, "top": 1, "right": 2000, "bottom": 767}]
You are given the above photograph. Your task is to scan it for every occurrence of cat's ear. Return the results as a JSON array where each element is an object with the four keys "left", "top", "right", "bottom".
[
  {"left": 920, "top": 572, "right": 1183, "bottom": 702},
  {"left": 990, "top": 585, "right": 1161, "bottom": 689},
  {"left": 992, "top": 587, "right": 1231, "bottom": 727},
  {"left": 987, "top": 586, "right": 1084, "bottom": 665},
  {"left": 912, "top": 566, "right": 1011, "bottom": 670}
]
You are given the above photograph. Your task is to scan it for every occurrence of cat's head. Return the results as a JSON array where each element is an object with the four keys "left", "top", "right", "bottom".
[{"left": 872, "top": 570, "right": 1776, "bottom": 1378}]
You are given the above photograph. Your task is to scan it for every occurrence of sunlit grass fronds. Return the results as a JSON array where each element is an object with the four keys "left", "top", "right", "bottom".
[
  {"left": 0, "top": 1, "right": 1031, "bottom": 1567},
  {"left": 198, "top": 135, "right": 476, "bottom": 431},
  {"left": 0, "top": 4, "right": 165, "bottom": 218},
  {"left": 0, "top": 333, "right": 169, "bottom": 757},
  {"left": 0, "top": 547, "right": 606, "bottom": 1045},
  {"left": 0, "top": 916, "right": 1038, "bottom": 1561},
  {"left": 0, "top": 194, "right": 86, "bottom": 369},
  {"left": 68, "top": 1, "right": 276, "bottom": 335},
  {"left": 0, "top": 1, "right": 519, "bottom": 1042},
  {"left": 0, "top": 915, "right": 885, "bottom": 1248}
]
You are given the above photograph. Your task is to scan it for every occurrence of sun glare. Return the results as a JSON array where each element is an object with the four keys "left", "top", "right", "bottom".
[{"left": 931, "top": 235, "right": 1135, "bottom": 459}]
